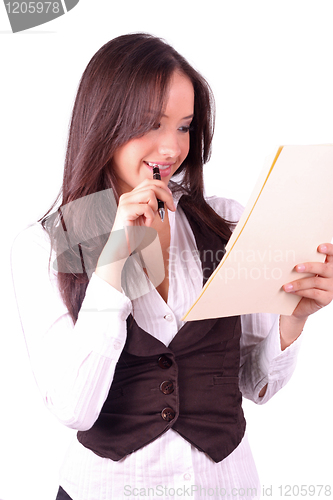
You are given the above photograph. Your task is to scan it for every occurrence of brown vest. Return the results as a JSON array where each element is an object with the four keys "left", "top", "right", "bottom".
[{"left": 77, "top": 199, "right": 246, "bottom": 463}]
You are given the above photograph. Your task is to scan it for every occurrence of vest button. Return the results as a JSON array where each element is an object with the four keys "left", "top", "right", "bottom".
[
  {"left": 161, "top": 407, "right": 175, "bottom": 422},
  {"left": 160, "top": 381, "right": 174, "bottom": 395},
  {"left": 158, "top": 355, "right": 172, "bottom": 369}
]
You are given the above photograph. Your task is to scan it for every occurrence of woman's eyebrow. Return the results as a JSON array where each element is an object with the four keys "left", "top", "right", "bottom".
[{"left": 160, "top": 113, "right": 194, "bottom": 120}]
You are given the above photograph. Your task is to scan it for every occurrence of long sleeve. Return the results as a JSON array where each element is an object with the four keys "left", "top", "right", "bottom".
[
  {"left": 11, "top": 223, "right": 132, "bottom": 430},
  {"left": 239, "top": 312, "right": 302, "bottom": 404}
]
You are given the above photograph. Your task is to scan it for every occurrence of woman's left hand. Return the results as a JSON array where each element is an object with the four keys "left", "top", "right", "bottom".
[
  {"left": 272, "top": 242, "right": 333, "bottom": 353},
  {"left": 283, "top": 243, "right": 333, "bottom": 320},
  {"left": 259, "top": 243, "right": 333, "bottom": 393}
]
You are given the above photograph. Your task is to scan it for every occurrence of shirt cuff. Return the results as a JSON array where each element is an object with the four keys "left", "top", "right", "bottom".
[
  {"left": 259, "top": 315, "right": 302, "bottom": 373},
  {"left": 82, "top": 272, "right": 132, "bottom": 315},
  {"left": 254, "top": 315, "right": 302, "bottom": 403}
]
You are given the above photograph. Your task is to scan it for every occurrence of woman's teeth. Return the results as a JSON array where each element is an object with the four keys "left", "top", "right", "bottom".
[{"left": 146, "top": 162, "right": 170, "bottom": 170}]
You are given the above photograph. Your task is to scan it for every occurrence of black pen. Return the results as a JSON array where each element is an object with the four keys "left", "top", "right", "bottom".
[{"left": 152, "top": 165, "right": 165, "bottom": 222}]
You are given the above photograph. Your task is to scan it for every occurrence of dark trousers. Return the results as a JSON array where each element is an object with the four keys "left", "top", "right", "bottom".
[{"left": 55, "top": 486, "right": 73, "bottom": 500}]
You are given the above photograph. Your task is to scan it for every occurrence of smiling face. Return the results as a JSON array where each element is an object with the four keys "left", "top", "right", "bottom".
[{"left": 112, "top": 71, "right": 195, "bottom": 194}]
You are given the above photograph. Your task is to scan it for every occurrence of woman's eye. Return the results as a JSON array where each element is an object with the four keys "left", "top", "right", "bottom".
[
  {"left": 150, "top": 123, "right": 193, "bottom": 133},
  {"left": 179, "top": 125, "right": 193, "bottom": 133}
]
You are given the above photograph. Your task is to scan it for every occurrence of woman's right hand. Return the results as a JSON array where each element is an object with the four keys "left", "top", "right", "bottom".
[
  {"left": 95, "top": 179, "right": 175, "bottom": 290},
  {"left": 112, "top": 178, "right": 176, "bottom": 230}
]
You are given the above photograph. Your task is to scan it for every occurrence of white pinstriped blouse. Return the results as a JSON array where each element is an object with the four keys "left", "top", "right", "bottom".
[{"left": 12, "top": 194, "right": 301, "bottom": 500}]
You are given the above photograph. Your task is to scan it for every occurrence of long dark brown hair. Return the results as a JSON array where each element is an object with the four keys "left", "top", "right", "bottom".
[{"left": 41, "top": 33, "right": 234, "bottom": 322}]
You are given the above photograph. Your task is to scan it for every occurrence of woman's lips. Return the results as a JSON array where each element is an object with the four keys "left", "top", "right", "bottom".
[{"left": 144, "top": 161, "right": 173, "bottom": 177}]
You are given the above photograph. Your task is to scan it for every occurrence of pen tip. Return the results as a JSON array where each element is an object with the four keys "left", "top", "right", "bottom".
[{"left": 159, "top": 208, "right": 165, "bottom": 222}]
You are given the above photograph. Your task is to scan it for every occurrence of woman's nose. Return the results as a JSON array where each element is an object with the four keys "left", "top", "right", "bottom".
[{"left": 157, "top": 131, "right": 182, "bottom": 158}]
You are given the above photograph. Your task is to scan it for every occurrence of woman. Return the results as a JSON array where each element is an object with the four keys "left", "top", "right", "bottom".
[{"left": 12, "top": 33, "right": 333, "bottom": 500}]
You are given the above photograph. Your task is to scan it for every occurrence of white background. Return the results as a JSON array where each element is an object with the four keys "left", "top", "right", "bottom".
[{"left": 1, "top": 1, "right": 333, "bottom": 499}]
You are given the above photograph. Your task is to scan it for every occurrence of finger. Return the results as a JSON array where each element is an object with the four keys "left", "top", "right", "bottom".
[
  {"left": 134, "top": 177, "right": 172, "bottom": 192},
  {"left": 287, "top": 287, "right": 332, "bottom": 308},
  {"left": 283, "top": 275, "right": 333, "bottom": 294},
  {"left": 318, "top": 243, "right": 333, "bottom": 264},
  {"left": 126, "top": 185, "right": 175, "bottom": 212},
  {"left": 121, "top": 188, "right": 159, "bottom": 210},
  {"left": 114, "top": 201, "right": 157, "bottom": 230},
  {"left": 294, "top": 260, "right": 333, "bottom": 279},
  {"left": 135, "top": 181, "right": 175, "bottom": 203},
  {"left": 132, "top": 179, "right": 176, "bottom": 209},
  {"left": 123, "top": 203, "right": 157, "bottom": 226},
  {"left": 132, "top": 178, "right": 172, "bottom": 196}
]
